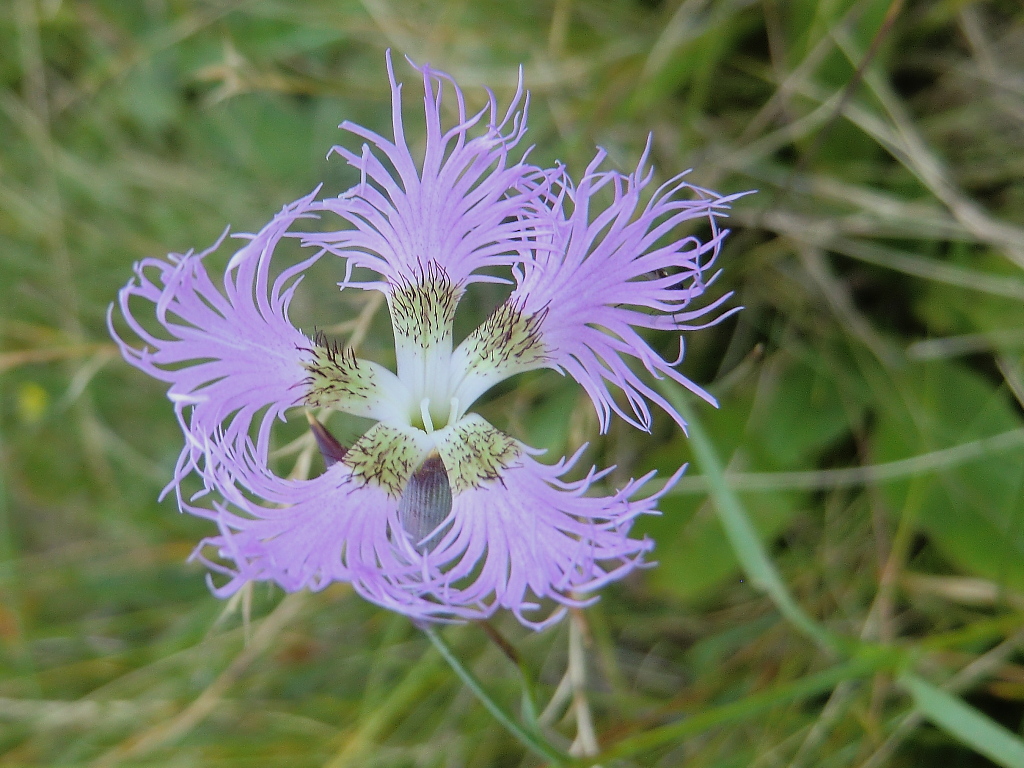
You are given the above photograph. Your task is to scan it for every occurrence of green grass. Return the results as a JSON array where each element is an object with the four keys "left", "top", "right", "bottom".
[{"left": 3, "top": 0, "right": 1024, "bottom": 765}]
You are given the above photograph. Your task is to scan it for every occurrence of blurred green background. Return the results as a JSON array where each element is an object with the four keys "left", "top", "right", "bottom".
[{"left": 3, "top": 0, "right": 1024, "bottom": 765}]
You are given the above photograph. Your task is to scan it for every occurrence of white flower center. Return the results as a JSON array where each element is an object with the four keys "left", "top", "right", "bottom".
[{"left": 301, "top": 262, "right": 545, "bottom": 501}]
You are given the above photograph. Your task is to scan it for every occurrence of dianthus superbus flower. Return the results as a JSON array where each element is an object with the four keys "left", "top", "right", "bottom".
[{"left": 111, "top": 53, "right": 745, "bottom": 629}]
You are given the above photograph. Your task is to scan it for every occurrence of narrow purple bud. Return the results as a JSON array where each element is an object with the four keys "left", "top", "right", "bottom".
[{"left": 306, "top": 412, "right": 348, "bottom": 468}]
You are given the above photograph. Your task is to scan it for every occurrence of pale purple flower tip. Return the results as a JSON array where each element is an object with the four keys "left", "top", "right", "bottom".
[
  {"left": 509, "top": 147, "right": 750, "bottom": 433},
  {"left": 108, "top": 190, "right": 324, "bottom": 500},
  {"left": 111, "top": 52, "right": 748, "bottom": 628},
  {"left": 188, "top": 438, "right": 678, "bottom": 629},
  {"left": 304, "top": 53, "right": 550, "bottom": 289}
]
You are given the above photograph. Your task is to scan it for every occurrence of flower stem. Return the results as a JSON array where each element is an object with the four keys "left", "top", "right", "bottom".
[{"left": 423, "top": 625, "right": 569, "bottom": 766}]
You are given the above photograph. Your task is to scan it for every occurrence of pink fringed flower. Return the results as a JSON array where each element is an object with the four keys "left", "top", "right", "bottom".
[{"left": 111, "top": 53, "right": 745, "bottom": 629}]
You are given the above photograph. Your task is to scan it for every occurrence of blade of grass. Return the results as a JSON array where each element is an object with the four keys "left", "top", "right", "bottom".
[
  {"left": 93, "top": 593, "right": 307, "bottom": 767},
  {"left": 592, "top": 653, "right": 897, "bottom": 765},
  {"left": 860, "top": 629, "right": 1024, "bottom": 768},
  {"left": 900, "top": 672, "right": 1024, "bottom": 768},
  {"left": 661, "top": 427, "right": 1024, "bottom": 493},
  {"left": 325, "top": 639, "right": 446, "bottom": 768},
  {"left": 659, "top": 380, "right": 840, "bottom": 652}
]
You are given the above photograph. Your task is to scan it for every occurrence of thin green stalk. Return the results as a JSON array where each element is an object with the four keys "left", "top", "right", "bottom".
[
  {"left": 424, "top": 626, "right": 569, "bottom": 766},
  {"left": 479, "top": 619, "right": 542, "bottom": 729},
  {"left": 518, "top": 657, "right": 542, "bottom": 730},
  {"left": 660, "top": 382, "right": 841, "bottom": 652}
]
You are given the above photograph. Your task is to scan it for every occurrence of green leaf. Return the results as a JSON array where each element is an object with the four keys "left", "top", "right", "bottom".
[
  {"left": 638, "top": 350, "right": 867, "bottom": 601},
  {"left": 874, "top": 360, "right": 1024, "bottom": 589}
]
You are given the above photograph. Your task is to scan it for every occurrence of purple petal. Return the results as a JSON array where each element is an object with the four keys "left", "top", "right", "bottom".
[
  {"left": 301, "top": 52, "right": 551, "bottom": 288},
  {"left": 109, "top": 191, "right": 323, "bottom": 496},
  {"left": 187, "top": 430, "right": 671, "bottom": 629},
  {"left": 510, "top": 149, "right": 751, "bottom": 432},
  {"left": 424, "top": 448, "right": 666, "bottom": 629}
]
